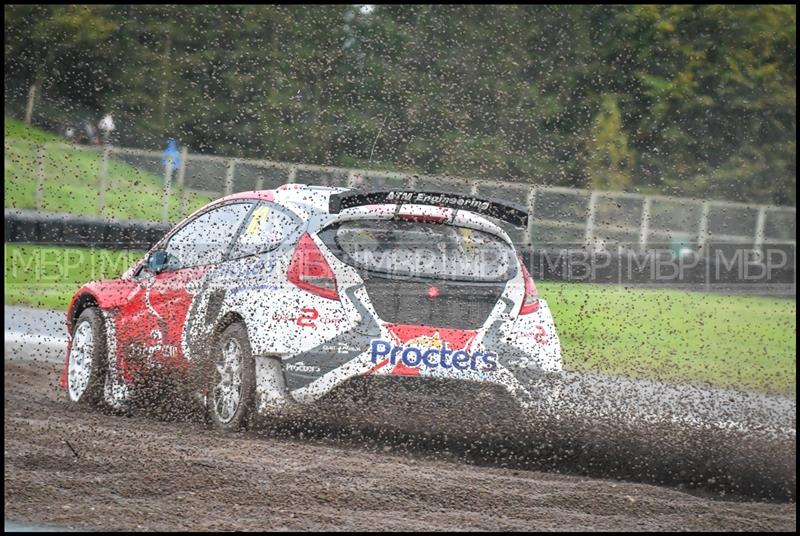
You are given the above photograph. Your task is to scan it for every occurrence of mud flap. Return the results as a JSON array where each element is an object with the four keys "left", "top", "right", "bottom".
[
  {"left": 254, "top": 355, "right": 291, "bottom": 418},
  {"left": 101, "top": 309, "right": 130, "bottom": 410}
]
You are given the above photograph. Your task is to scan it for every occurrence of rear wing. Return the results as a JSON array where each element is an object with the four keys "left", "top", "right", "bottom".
[{"left": 328, "top": 190, "right": 528, "bottom": 228}]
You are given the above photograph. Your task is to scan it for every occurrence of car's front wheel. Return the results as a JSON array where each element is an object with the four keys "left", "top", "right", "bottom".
[
  {"left": 208, "top": 322, "right": 256, "bottom": 432},
  {"left": 67, "top": 308, "right": 108, "bottom": 405}
]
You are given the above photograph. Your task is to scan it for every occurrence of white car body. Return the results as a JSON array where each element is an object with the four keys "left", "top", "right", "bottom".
[{"left": 66, "top": 184, "right": 562, "bottom": 417}]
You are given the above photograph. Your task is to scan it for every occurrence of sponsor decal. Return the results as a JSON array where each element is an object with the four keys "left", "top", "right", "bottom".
[
  {"left": 272, "top": 311, "right": 296, "bottom": 322},
  {"left": 321, "top": 342, "right": 362, "bottom": 354},
  {"left": 245, "top": 205, "right": 271, "bottom": 237},
  {"left": 229, "top": 283, "right": 278, "bottom": 295},
  {"left": 520, "top": 325, "right": 549, "bottom": 345},
  {"left": 370, "top": 336, "right": 498, "bottom": 372},
  {"left": 147, "top": 329, "right": 178, "bottom": 359},
  {"left": 271, "top": 308, "right": 347, "bottom": 327},
  {"left": 285, "top": 362, "right": 321, "bottom": 373},
  {"left": 386, "top": 191, "right": 491, "bottom": 212},
  {"left": 150, "top": 343, "right": 179, "bottom": 359},
  {"left": 534, "top": 324, "right": 549, "bottom": 345},
  {"left": 217, "top": 254, "right": 277, "bottom": 278},
  {"left": 296, "top": 307, "right": 319, "bottom": 327}
]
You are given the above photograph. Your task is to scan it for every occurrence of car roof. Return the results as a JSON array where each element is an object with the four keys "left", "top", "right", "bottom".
[{"left": 214, "top": 184, "right": 346, "bottom": 213}]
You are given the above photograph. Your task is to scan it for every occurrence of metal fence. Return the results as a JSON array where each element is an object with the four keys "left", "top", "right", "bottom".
[{"left": 8, "top": 139, "right": 797, "bottom": 254}]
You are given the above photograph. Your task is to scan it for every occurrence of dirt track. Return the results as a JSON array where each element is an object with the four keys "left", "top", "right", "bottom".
[{"left": 4, "top": 360, "right": 796, "bottom": 531}]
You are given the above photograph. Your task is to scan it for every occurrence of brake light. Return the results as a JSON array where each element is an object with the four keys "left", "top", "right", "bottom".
[
  {"left": 396, "top": 206, "right": 450, "bottom": 223},
  {"left": 288, "top": 233, "right": 339, "bottom": 300},
  {"left": 396, "top": 213, "right": 448, "bottom": 223},
  {"left": 518, "top": 257, "right": 540, "bottom": 315}
]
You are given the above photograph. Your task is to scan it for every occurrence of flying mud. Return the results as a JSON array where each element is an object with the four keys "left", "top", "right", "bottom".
[{"left": 4, "top": 359, "right": 796, "bottom": 531}]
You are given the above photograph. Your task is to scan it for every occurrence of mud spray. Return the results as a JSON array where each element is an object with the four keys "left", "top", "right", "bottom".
[
  {"left": 5, "top": 361, "right": 795, "bottom": 530},
  {"left": 266, "top": 373, "right": 796, "bottom": 502}
]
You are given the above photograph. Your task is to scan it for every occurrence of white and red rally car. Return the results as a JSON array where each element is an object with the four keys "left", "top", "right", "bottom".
[{"left": 62, "top": 185, "right": 562, "bottom": 430}]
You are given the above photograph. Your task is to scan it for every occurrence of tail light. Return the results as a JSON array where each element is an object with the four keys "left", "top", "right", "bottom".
[
  {"left": 518, "top": 257, "right": 540, "bottom": 315},
  {"left": 288, "top": 233, "right": 339, "bottom": 300}
]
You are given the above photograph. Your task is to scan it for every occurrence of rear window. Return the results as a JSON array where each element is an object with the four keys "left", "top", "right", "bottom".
[{"left": 321, "top": 220, "right": 516, "bottom": 282}]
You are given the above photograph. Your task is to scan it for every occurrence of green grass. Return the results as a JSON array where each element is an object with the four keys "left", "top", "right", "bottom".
[
  {"left": 4, "top": 116, "right": 62, "bottom": 143},
  {"left": 539, "top": 281, "right": 796, "bottom": 394},
  {"left": 4, "top": 244, "right": 144, "bottom": 310},
  {"left": 4, "top": 117, "right": 212, "bottom": 221},
  {"left": 4, "top": 244, "right": 795, "bottom": 394}
]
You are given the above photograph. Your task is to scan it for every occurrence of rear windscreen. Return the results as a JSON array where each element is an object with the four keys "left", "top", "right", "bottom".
[{"left": 321, "top": 220, "right": 516, "bottom": 282}]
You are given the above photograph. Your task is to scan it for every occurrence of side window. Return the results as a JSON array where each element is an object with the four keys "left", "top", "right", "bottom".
[
  {"left": 230, "top": 202, "right": 299, "bottom": 259},
  {"left": 163, "top": 202, "right": 254, "bottom": 270}
]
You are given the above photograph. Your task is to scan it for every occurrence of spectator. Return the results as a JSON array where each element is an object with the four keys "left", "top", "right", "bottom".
[
  {"left": 98, "top": 114, "right": 115, "bottom": 145},
  {"left": 162, "top": 138, "right": 182, "bottom": 174},
  {"left": 82, "top": 120, "right": 100, "bottom": 145}
]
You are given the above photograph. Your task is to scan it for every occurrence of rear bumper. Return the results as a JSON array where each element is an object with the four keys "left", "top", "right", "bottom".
[
  {"left": 274, "top": 330, "right": 561, "bottom": 411},
  {"left": 247, "top": 283, "right": 563, "bottom": 412}
]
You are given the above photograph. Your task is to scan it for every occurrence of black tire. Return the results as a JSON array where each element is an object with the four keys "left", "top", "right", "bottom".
[
  {"left": 66, "top": 307, "right": 108, "bottom": 406},
  {"left": 207, "top": 322, "right": 256, "bottom": 432}
]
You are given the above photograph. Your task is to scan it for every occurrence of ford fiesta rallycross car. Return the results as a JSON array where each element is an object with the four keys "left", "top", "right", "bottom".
[{"left": 62, "top": 185, "right": 562, "bottom": 430}]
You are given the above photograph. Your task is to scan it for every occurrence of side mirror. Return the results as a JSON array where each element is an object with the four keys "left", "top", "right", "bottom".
[{"left": 147, "top": 250, "right": 168, "bottom": 273}]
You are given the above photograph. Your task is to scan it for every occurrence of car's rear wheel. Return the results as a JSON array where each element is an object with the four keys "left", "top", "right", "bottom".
[
  {"left": 208, "top": 322, "right": 256, "bottom": 432},
  {"left": 67, "top": 308, "right": 108, "bottom": 405}
]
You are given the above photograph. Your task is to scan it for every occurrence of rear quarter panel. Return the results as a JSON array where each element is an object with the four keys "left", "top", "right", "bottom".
[{"left": 213, "top": 238, "right": 360, "bottom": 357}]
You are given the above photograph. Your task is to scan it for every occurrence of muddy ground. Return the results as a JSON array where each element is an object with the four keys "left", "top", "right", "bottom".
[{"left": 4, "top": 360, "right": 796, "bottom": 531}]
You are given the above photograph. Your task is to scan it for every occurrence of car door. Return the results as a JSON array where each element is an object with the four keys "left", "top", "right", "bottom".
[
  {"left": 204, "top": 201, "right": 303, "bottom": 305},
  {"left": 179, "top": 202, "right": 302, "bottom": 363},
  {"left": 118, "top": 202, "right": 254, "bottom": 372}
]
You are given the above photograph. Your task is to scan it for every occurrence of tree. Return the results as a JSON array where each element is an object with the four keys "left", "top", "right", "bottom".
[
  {"left": 4, "top": 5, "right": 796, "bottom": 205},
  {"left": 4, "top": 5, "right": 117, "bottom": 126},
  {"left": 586, "top": 94, "right": 635, "bottom": 191}
]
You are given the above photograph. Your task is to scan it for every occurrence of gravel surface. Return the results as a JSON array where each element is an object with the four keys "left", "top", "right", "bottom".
[{"left": 4, "top": 360, "right": 795, "bottom": 531}]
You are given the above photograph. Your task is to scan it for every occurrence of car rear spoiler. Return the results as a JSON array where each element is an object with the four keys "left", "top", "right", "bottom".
[{"left": 329, "top": 190, "right": 528, "bottom": 228}]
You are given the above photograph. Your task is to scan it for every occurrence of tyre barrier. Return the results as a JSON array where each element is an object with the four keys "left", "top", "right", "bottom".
[{"left": 4, "top": 209, "right": 171, "bottom": 251}]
